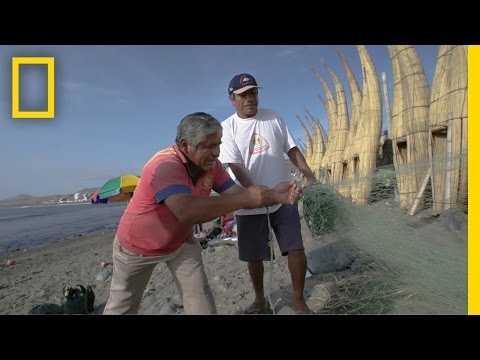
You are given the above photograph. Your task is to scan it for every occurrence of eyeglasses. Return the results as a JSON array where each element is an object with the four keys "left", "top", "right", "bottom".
[{"left": 236, "top": 89, "right": 258, "bottom": 97}]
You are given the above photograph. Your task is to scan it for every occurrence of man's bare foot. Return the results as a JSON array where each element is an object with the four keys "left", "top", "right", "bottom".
[
  {"left": 243, "top": 300, "right": 272, "bottom": 314},
  {"left": 293, "top": 301, "right": 314, "bottom": 314}
]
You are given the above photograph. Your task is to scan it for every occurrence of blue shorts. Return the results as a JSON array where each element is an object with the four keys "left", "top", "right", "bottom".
[{"left": 236, "top": 204, "right": 304, "bottom": 262}]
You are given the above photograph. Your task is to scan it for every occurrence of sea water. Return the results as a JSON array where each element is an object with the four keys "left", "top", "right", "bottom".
[{"left": 0, "top": 202, "right": 127, "bottom": 255}]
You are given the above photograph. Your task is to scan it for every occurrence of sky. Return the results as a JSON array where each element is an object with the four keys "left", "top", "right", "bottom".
[{"left": 0, "top": 45, "right": 439, "bottom": 200}]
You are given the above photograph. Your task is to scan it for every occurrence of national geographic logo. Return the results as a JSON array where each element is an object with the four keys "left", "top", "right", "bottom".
[{"left": 11, "top": 57, "right": 55, "bottom": 119}]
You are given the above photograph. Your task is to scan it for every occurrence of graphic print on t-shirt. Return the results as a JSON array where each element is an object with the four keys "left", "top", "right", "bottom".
[{"left": 249, "top": 133, "right": 270, "bottom": 154}]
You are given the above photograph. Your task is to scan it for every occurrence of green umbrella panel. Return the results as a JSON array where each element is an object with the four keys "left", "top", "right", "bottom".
[{"left": 98, "top": 175, "right": 140, "bottom": 201}]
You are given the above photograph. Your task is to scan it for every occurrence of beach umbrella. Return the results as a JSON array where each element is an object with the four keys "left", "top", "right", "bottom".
[
  {"left": 91, "top": 188, "right": 108, "bottom": 204},
  {"left": 97, "top": 175, "right": 140, "bottom": 202},
  {"left": 90, "top": 189, "right": 132, "bottom": 204},
  {"left": 90, "top": 188, "right": 128, "bottom": 204}
]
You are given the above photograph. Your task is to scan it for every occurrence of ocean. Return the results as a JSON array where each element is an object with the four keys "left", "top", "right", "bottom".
[{"left": 0, "top": 202, "right": 127, "bottom": 256}]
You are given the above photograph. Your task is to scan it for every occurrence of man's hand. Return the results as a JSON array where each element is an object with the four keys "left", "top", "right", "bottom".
[
  {"left": 272, "top": 180, "right": 301, "bottom": 205},
  {"left": 242, "top": 181, "right": 301, "bottom": 209},
  {"left": 243, "top": 185, "right": 272, "bottom": 209}
]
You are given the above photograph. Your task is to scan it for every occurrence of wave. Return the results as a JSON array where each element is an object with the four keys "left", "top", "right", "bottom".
[{"left": 0, "top": 213, "right": 47, "bottom": 222}]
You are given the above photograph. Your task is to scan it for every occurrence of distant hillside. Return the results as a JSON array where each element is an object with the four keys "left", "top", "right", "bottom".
[
  {"left": 5, "top": 194, "right": 33, "bottom": 200},
  {"left": 0, "top": 188, "right": 99, "bottom": 207}
]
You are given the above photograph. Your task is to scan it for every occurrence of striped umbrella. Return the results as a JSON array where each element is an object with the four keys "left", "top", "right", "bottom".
[
  {"left": 90, "top": 188, "right": 108, "bottom": 204},
  {"left": 97, "top": 175, "right": 140, "bottom": 203}
]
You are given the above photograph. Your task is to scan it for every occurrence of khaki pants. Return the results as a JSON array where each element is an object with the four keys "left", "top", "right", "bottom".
[{"left": 104, "top": 235, "right": 216, "bottom": 315}]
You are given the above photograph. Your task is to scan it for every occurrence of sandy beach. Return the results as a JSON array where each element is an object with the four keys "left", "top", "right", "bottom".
[
  {"left": 0, "top": 201, "right": 467, "bottom": 315},
  {"left": 0, "top": 214, "right": 337, "bottom": 315},
  {"left": 0, "top": 221, "right": 326, "bottom": 315}
]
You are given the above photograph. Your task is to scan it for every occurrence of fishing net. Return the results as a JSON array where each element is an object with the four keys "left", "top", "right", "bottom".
[{"left": 301, "top": 153, "right": 467, "bottom": 315}]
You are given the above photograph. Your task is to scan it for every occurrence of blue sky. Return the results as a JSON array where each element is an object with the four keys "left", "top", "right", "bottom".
[{"left": 0, "top": 45, "right": 439, "bottom": 200}]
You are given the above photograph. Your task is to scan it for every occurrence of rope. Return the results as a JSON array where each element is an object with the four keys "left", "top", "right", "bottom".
[{"left": 265, "top": 206, "right": 276, "bottom": 314}]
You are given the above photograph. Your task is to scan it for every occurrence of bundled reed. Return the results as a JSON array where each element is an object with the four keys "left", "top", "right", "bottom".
[
  {"left": 350, "top": 45, "right": 383, "bottom": 205},
  {"left": 337, "top": 48, "right": 363, "bottom": 199},
  {"left": 326, "top": 66, "right": 349, "bottom": 189},
  {"left": 429, "top": 45, "right": 468, "bottom": 213},
  {"left": 388, "top": 45, "right": 431, "bottom": 210}
]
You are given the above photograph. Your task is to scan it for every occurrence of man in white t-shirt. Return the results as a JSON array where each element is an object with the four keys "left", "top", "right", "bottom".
[{"left": 219, "top": 73, "right": 317, "bottom": 314}]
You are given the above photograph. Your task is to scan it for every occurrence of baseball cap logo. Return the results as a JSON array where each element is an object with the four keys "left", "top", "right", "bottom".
[{"left": 240, "top": 75, "right": 253, "bottom": 85}]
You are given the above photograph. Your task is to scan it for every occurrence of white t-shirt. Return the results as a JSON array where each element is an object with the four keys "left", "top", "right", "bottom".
[{"left": 219, "top": 108, "right": 298, "bottom": 216}]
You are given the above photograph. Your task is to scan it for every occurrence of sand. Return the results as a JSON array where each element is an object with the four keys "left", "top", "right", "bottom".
[
  {"left": 0, "top": 215, "right": 335, "bottom": 315},
  {"left": 0, "top": 231, "right": 316, "bottom": 315},
  {"left": 0, "top": 201, "right": 467, "bottom": 315}
]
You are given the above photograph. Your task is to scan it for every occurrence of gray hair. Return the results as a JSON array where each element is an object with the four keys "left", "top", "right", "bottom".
[{"left": 175, "top": 112, "right": 222, "bottom": 149}]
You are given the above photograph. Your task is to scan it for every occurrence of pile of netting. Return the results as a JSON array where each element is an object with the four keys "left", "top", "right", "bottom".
[
  {"left": 302, "top": 183, "right": 346, "bottom": 237},
  {"left": 301, "top": 176, "right": 467, "bottom": 315}
]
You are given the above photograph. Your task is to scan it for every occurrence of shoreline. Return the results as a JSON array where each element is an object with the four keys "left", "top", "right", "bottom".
[
  {"left": 0, "top": 228, "right": 118, "bottom": 315},
  {"left": 0, "top": 227, "right": 119, "bottom": 258},
  {"left": 0, "top": 202, "right": 468, "bottom": 315},
  {"left": 0, "top": 223, "right": 306, "bottom": 315}
]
